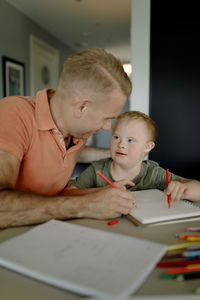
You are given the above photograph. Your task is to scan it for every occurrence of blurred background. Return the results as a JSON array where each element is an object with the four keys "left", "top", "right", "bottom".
[{"left": 0, "top": 0, "right": 199, "bottom": 179}]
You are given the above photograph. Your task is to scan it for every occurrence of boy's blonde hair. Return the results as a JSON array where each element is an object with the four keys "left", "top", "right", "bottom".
[
  {"left": 112, "top": 111, "right": 157, "bottom": 142},
  {"left": 58, "top": 48, "right": 132, "bottom": 97}
]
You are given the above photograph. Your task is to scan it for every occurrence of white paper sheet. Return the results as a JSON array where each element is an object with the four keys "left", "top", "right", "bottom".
[{"left": 0, "top": 220, "right": 166, "bottom": 299}]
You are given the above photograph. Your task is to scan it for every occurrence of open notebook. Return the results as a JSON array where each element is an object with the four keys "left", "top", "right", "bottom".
[
  {"left": 128, "top": 189, "right": 200, "bottom": 226},
  {"left": 0, "top": 220, "right": 167, "bottom": 299}
]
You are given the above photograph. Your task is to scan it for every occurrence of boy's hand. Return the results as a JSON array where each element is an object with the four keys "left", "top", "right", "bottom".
[{"left": 164, "top": 180, "right": 187, "bottom": 201}]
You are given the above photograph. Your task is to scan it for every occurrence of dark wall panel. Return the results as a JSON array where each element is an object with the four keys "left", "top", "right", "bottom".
[{"left": 149, "top": 1, "right": 200, "bottom": 180}]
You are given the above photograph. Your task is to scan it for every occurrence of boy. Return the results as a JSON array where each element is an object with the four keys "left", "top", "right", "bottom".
[{"left": 66, "top": 111, "right": 200, "bottom": 202}]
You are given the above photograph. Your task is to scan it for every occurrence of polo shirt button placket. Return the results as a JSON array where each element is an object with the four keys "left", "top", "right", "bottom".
[
  {"left": 52, "top": 129, "right": 66, "bottom": 159},
  {"left": 59, "top": 137, "right": 66, "bottom": 159}
]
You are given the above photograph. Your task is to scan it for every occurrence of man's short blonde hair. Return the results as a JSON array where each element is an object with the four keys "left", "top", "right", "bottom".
[
  {"left": 112, "top": 111, "right": 158, "bottom": 142},
  {"left": 58, "top": 48, "right": 132, "bottom": 97}
]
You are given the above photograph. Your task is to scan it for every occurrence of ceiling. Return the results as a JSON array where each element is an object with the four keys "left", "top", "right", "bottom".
[{"left": 7, "top": 0, "right": 131, "bottom": 63}]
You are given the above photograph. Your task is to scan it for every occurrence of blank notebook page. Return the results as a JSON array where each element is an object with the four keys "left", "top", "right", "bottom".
[{"left": 129, "top": 189, "right": 200, "bottom": 225}]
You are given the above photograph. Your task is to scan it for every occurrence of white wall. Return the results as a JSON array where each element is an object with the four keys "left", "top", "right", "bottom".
[
  {"left": 95, "top": 0, "right": 151, "bottom": 147},
  {"left": 130, "top": 0, "right": 150, "bottom": 115},
  {"left": 0, "top": 0, "right": 74, "bottom": 98}
]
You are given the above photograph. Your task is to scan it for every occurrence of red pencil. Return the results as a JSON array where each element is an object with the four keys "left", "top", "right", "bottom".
[
  {"left": 166, "top": 266, "right": 200, "bottom": 274},
  {"left": 107, "top": 220, "right": 119, "bottom": 226},
  {"left": 97, "top": 171, "right": 119, "bottom": 226},
  {"left": 97, "top": 170, "right": 116, "bottom": 188},
  {"left": 157, "top": 258, "right": 200, "bottom": 267},
  {"left": 166, "top": 169, "right": 171, "bottom": 209}
]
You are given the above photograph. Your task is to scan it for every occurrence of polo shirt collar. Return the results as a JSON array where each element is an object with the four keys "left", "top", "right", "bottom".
[{"left": 35, "top": 89, "right": 57, "bottom": 131}]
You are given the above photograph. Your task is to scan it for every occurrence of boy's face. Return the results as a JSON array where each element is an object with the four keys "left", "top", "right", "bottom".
[{"left": 110, "top": 119, "right": 154, "bottom": 169}]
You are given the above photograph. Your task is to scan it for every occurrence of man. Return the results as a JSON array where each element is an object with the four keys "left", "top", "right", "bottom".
[{"left": 0, "top": 48, "right": 134, "bottom": 228}]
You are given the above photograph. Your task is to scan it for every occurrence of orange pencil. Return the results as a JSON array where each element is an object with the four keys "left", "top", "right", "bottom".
[
  {"left": 166, "top": 169, "right": 171, "bottom": 209},
  {"left": 178, "top": 234, "right": 200, "bottom": 239}
]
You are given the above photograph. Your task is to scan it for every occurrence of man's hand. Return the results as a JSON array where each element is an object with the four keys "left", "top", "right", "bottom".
[
  {"left": 78, "top": 186, "right": 135, "bottom": 219},
  {"left": 113, "top": 179, "right": 135, "bottom": 190}
]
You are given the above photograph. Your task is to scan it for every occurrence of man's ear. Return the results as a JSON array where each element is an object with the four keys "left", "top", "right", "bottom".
[
  {"left": 74, "top": 99, "right": 91, "bottom": 118},
  {"left": 145, "top": 141, "right": 155, "bottom": 153}
]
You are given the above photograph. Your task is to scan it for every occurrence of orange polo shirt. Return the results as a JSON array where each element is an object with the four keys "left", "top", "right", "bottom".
[{"left": 0, "top": 89, "right": 86, "bottom": 195}]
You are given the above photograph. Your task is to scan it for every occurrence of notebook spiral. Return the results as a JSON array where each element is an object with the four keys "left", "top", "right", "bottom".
[{"left": 181, "top": 199, "right": 200, "bottom": 209}]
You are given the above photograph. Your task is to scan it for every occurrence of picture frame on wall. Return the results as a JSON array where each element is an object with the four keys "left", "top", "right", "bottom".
[{"left": 2, "top": 56, "right": 25, "bottom": 97}]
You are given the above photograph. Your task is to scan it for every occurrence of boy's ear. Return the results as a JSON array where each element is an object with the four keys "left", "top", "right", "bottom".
[{"left": 145, "top": 141, "right": 155, "bottom": 153}]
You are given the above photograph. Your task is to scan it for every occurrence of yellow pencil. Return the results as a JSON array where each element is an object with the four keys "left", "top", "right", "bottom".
[
  {"left": 187, "top": 237, "right": 200, "bottom": 242},
  {"left": 167, "top": 241, "right": 200, "bottom": 251}
]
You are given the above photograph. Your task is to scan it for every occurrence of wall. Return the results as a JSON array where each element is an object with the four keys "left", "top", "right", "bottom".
[
  {"left": 149, "top": 1, "right": 200, "bottom": 180},
  {"left": 0, "top": 0, "right": 74, "bottom": 98},
  {"left": 95, "top": 0, "right": 150, "bottom": 148},
  {"left": 0, "top": 0, "right": 127, "bottom": 149},
  {"left": 129, "top": 0, "right": 200, "bottom": 180},
  {"left": 94, "top": 99, "right": 130, "bottom": 148},
  {"left": 130, "top": 0, "right": 150, "bottom": 115}
]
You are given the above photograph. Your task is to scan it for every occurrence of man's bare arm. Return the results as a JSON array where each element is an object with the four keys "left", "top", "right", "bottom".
[
  {"left": 78, "top": 146, "right": 110, "bottom": 163},
  {"left": 0, "top": 149, "right": 63, "bottom": 227},
  {"left": 0, "top": 188, "right": 135, "bottom": 228},
  {"left": 0, "top": 150, "right": 135, "bottom": 228}
]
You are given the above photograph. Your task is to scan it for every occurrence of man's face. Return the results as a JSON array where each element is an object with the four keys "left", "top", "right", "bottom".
[
  {"left": 110, "top": 119, "right": 152, "bottom": 169},
  {"left": 70, "top": 89, "right": 127, "bottom": 140}
]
